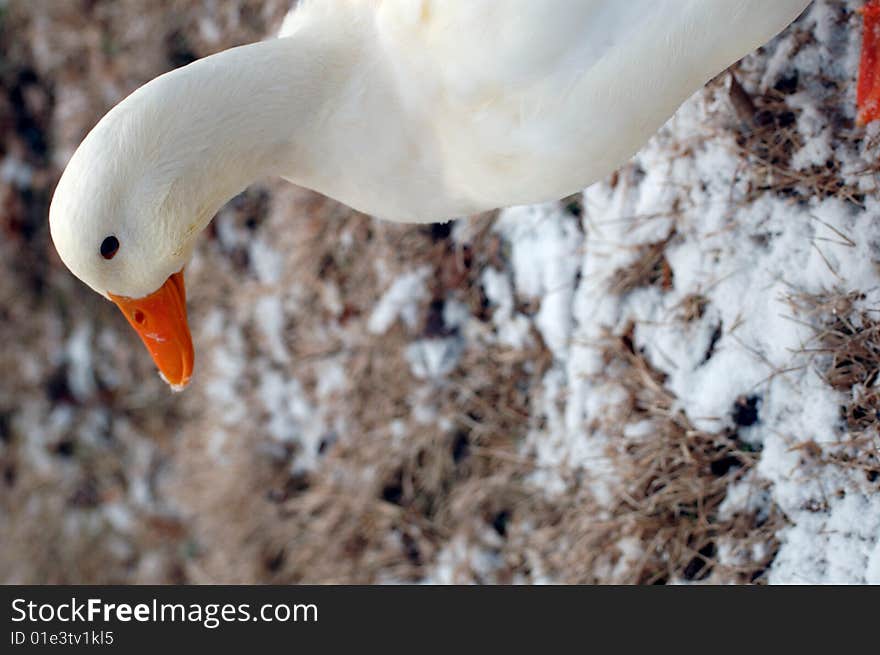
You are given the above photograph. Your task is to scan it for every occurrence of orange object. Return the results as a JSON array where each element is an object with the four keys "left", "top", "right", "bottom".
[
  {"left": 858, "top": 0, "right": 880, "bottom": 125},
  {"left": 109, "top": 269, "right": 194, "bottom": 389}
]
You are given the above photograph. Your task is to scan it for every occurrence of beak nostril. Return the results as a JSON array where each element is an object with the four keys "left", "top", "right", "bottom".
[{"left": 134, "top": 310, "right": 146, "bottom": 325}]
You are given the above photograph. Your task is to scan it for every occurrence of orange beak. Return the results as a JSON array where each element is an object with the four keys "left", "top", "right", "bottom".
[{"left": 109, "top": 269, "right": 194, "bottom": 390}]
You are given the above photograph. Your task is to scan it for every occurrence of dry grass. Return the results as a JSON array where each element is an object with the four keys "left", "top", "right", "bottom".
[
  {"left": 785, "top": 289, "right": 880, "bottom": 486},
  {"left": 161, "top": 189, "right": 557, "bottom": 583},
  {"left": 674, "top": 293, "right": 710, "bottom": 324},
  {"left": 608, "top": 231, "right": 676, "bottom": 296},
  {"left": 726, "top": 33, "right": 878, "bottom": 206},
  {"left": 604, "top": 329, "right": 781, "bottom": 583},
  {"left": 525, "top": 324, "right": 784, "bottom": 584}
]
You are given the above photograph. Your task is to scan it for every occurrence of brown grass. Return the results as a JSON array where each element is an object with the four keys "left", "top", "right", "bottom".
[
  {"left": 674, "top": 293, "right": 710, "bottom": 324},
  {"left": 523, "top": 324, "right": 784, "bottom": 584},
  {"left": 608, "top": 231, "right": 676, "bottom": 296},
  {"left": 725, "top": 53, "right": 877, "bottom": 206},
  {"left": 161, "top": 189, "right": 557, "bottom": 583},
  {"left": 785, "top": 289, "right": 880, "bottom": 486}
]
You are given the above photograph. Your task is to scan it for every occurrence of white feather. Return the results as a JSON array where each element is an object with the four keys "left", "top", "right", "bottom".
[{"left": 49, "top": 0, "right": 811, "bottom": 299}]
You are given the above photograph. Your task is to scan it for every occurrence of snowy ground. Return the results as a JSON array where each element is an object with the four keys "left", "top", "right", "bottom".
[
  {"left": 499, "top": 0, "right": 880, "bottom": 583},
  {"left": 1, "top": 0, "right": 878, "bottom": 584}
]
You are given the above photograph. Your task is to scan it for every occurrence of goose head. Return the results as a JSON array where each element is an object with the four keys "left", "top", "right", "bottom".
[
  {"left": 48, "top": 34, "right": 343, "bottom": 392},
  {"left": 50, "top": 86, "right": 200, "bottom": 391}
]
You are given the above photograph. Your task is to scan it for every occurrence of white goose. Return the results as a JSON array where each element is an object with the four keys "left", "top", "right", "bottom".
[{"left": 48, "top": 0, "right": 820, "bottom": 390}]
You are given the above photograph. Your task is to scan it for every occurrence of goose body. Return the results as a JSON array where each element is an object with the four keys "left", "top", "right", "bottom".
[
  {"left": 48, "top": 0, "right": 813, "bottom": 388},
  {"left": 280, "top": 0, "right": 813, "bottom": 220}
]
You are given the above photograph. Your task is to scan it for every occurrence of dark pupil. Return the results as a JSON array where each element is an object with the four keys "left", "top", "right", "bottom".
[{"left": 100, "top": 236, "right": 119, "bottom": 260}]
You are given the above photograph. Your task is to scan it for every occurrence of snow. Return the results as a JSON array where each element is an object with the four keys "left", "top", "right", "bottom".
[
  {"left": 255, "top": 295, "right": 290, "bottom": 364},
  {"left": 0, "top": 155, "right": 33, "bottom": 188},
  {"left": 481, "top": 267, "right": 532, "bottom": 349},
  {"left": 481, "top": 0, "right": 880, "bottom": 583},
  {"left": 867, "top": 539, "right": 880, "bottom": 584},
  {"left": 66, "top": 322, "right": 96, "bottom": 401},
  {"left": 494, "top": 204, "right": 583, "bottom": 359},
  {"left": 367, "top": 267, "right": 430, "bottom": 335},
  {"left": 201, "top": 308, "right": 248, "bottom": 427},
  {"left": 248, "top": 238, "right": 285, "bottom": 285},
  {"left": 405, "top": 337, "right": 463, "bottom": 379},
  {"left": 258, "top": 368, "right": 319, "bottom": 455},
  {"left": 423, "top": 531, "right": 510, "bottom": 585}
]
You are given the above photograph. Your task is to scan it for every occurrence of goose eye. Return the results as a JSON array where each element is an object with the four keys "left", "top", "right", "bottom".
[{"left": 100, "top": 236, "right": 119, "bottom": 260}]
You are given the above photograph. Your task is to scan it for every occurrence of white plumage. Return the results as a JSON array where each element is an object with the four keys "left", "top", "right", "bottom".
[{"left": 47, "top": 0, "right": 810, "bottom": 387}]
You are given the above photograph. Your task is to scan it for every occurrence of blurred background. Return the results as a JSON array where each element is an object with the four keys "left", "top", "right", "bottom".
[{"left": 2, "top": 0, "right": 879, "bottom": 584}]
